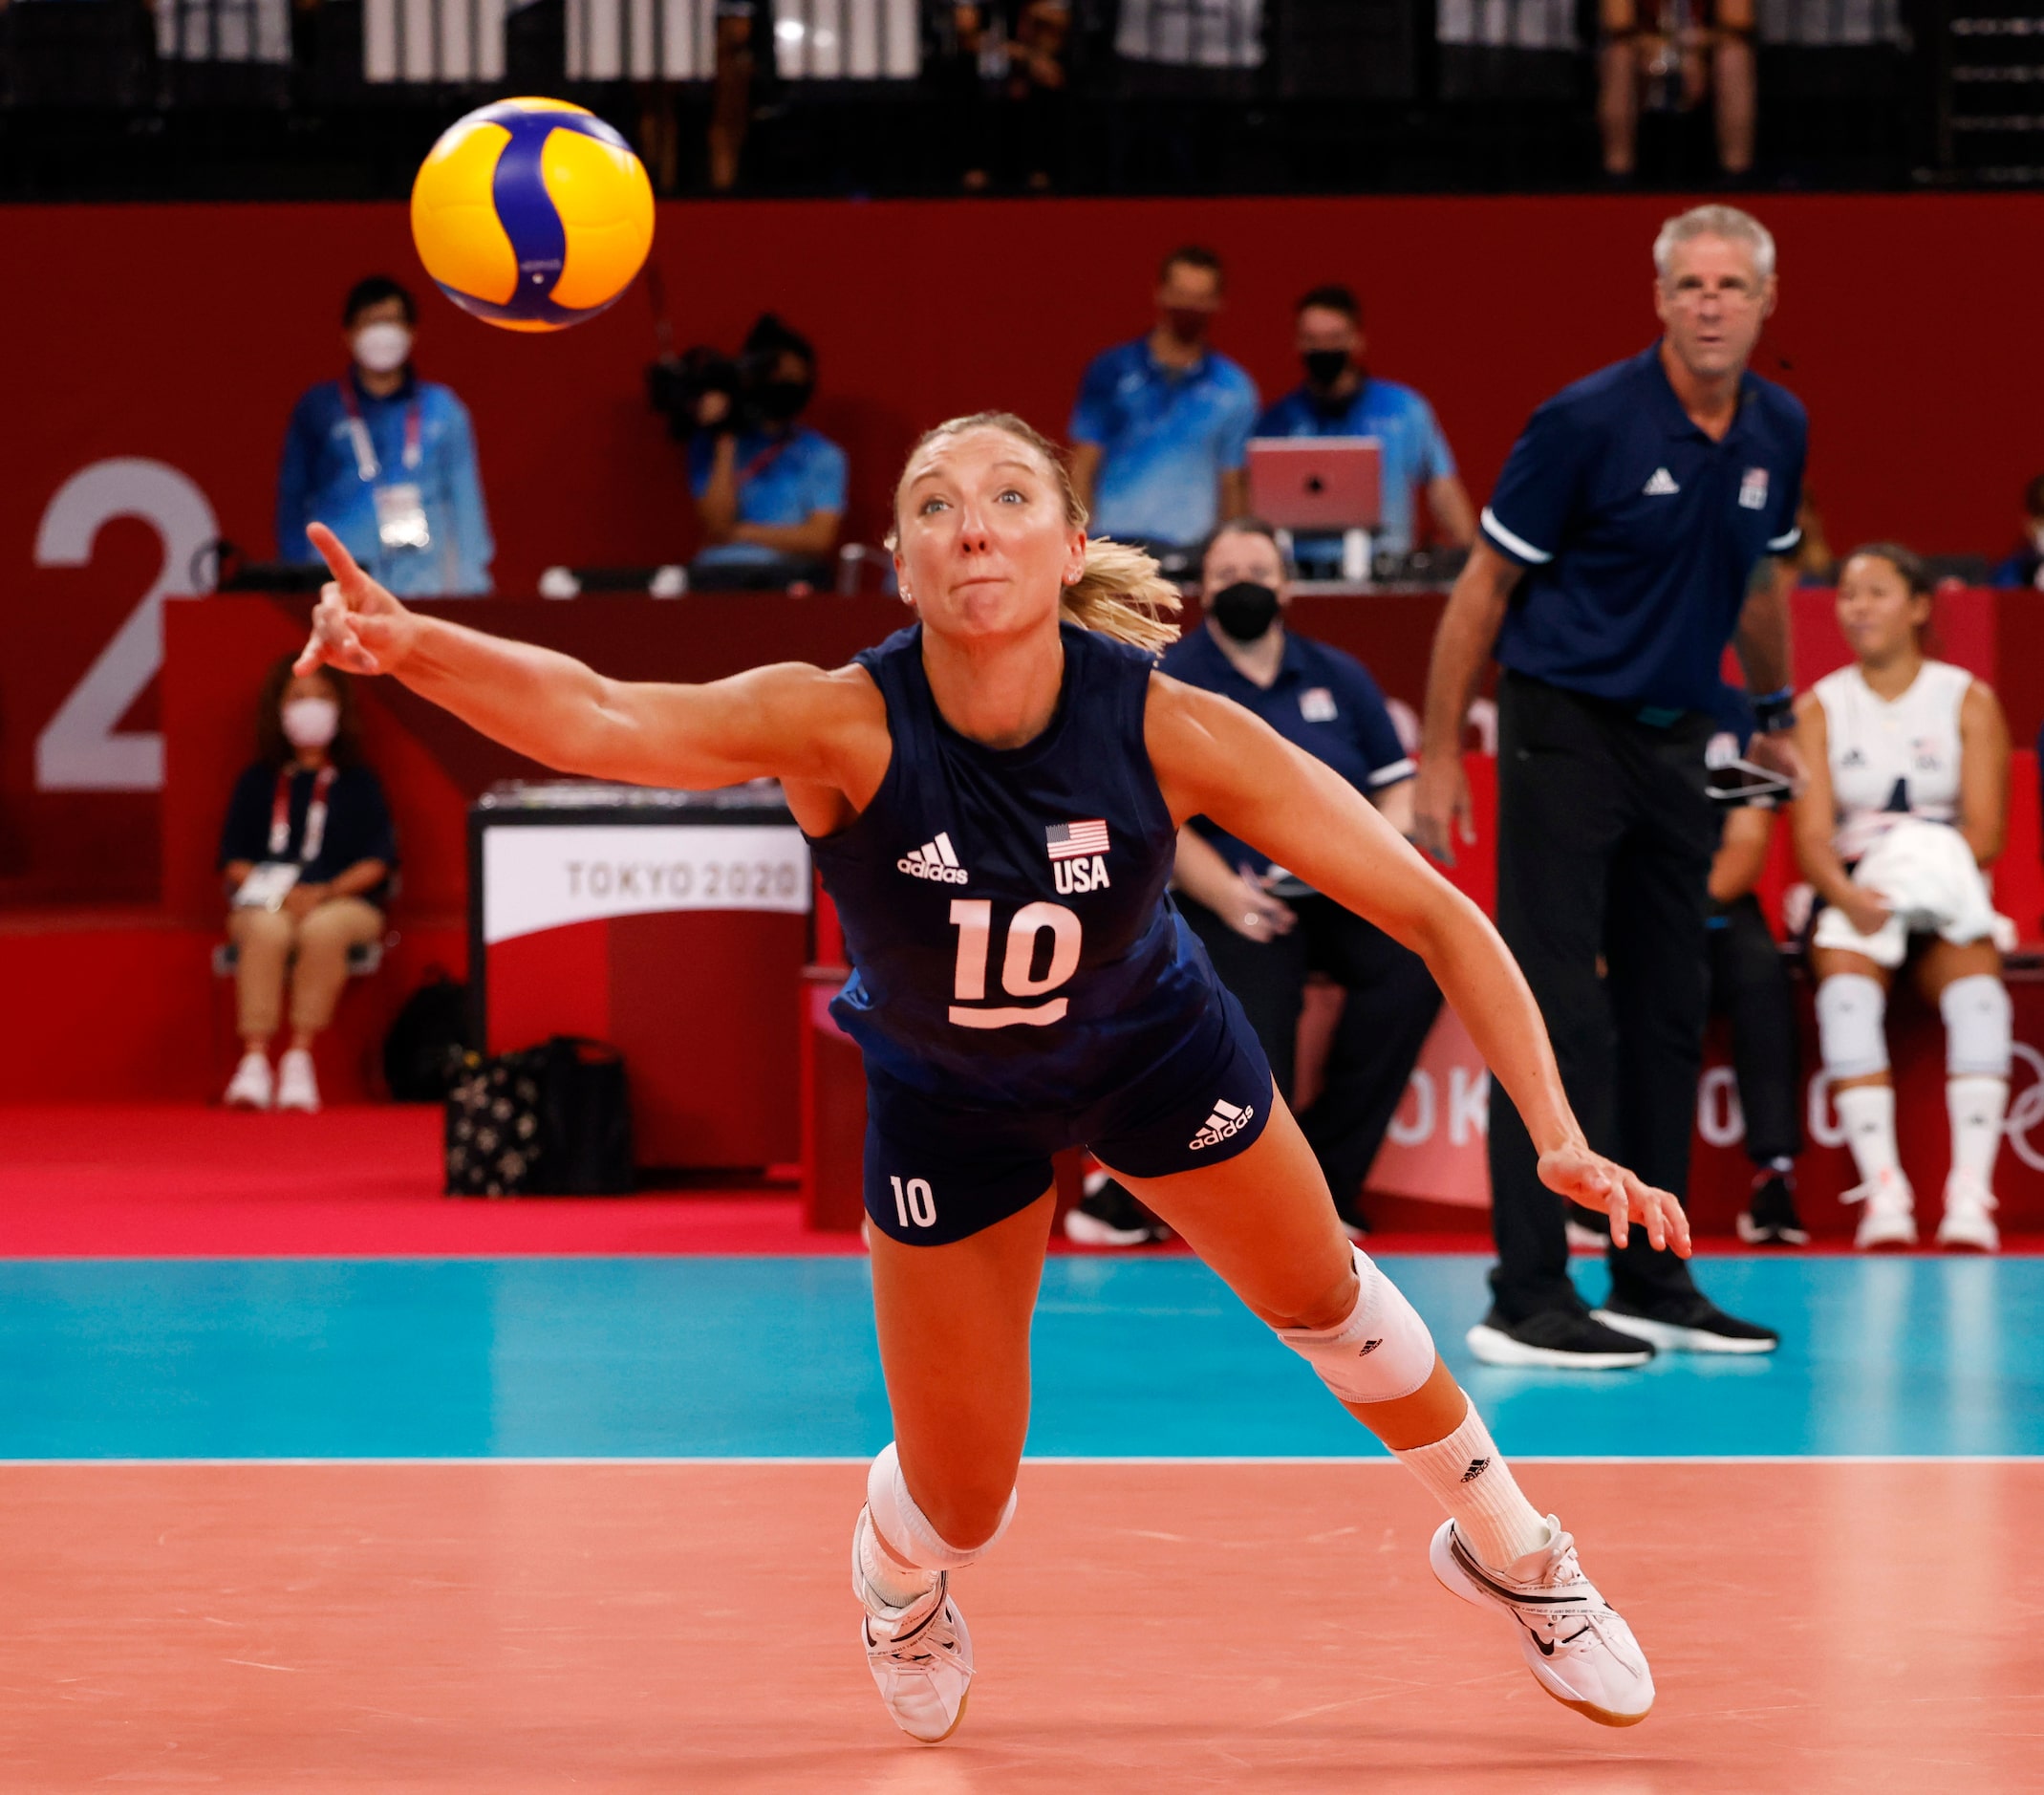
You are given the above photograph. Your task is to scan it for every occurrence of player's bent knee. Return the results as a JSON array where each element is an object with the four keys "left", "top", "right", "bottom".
[
  {"left": 1817, "top": 972, "right": 1889, "bottom": 1080},
  {"left": 1940, "top": 973, "right": 2012, "bottom": 1077},
  {"left": 1275, "top": 1245, "right": 1435, "bottom": 1405},
  {"left": 868, "top": 1441, "right": 1017, "bottom": 1571}
]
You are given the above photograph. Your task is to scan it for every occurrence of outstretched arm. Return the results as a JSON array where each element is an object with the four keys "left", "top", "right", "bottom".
[
  {"left": 294, "top": 523, "right": 880, "bottom": 804},
  {"left": 1148, "top": 673, "right": 1688, "bottom": 1254}
]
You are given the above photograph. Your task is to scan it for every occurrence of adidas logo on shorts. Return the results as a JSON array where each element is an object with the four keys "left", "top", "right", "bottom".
[
  {"left": 897, "top": 832, "right": 969, "bottom": 883},
  {"left": 1188, "top": 1097, "right": 1254, "bottom": 1151}
]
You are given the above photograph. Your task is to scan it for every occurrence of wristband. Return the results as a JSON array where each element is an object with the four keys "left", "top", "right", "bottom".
[{"left": 1753, "top": 686, "right": 1795, "bottom": 734}]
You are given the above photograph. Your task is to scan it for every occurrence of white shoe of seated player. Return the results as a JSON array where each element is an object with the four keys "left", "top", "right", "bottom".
[
  {"left": 274, "top": 1048, "right": 320, "bottom": 1114},
  {"left": 224, "top": 1050, "right": 273, "bottom": 1111},
  {"left": 1936, "top": 1170, "right": 2000, "bottom": 1253},
  {"left": 1430, "top": 1516, "right": 1654, "bottom": 1728},
  {"left": 852, "top": 1508, "right": 974, "bottom": 1743},
  {"left": 1845, "top": 1166, "right": 1917, "bottom": 1250}
]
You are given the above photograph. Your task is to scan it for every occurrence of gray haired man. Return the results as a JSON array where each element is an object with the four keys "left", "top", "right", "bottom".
[{"left": 1415, "top": 205, "right": 1805, "bottom": 1368}]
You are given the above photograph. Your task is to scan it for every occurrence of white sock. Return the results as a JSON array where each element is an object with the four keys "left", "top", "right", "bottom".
[
  {"left": 1947, "top": 1075, "right": 2008, "bottom": 1185},
  {"left": 856, "top": 1506, "right": 938, "bottom": 1611},
  {"left": 1835, "top": 1084, "right": 1901, "bottom": 1187},
  {"left": 1393, "top": 1401, "right": 1551, "bottom": 1571}
]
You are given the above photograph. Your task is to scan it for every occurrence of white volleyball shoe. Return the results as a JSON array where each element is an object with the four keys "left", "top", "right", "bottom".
[
  {"left": 224, "top": 1050, "right": 272, "bottom": 1110},
  {"left": 852, "top": 1507, "right": 974, "bottom": 1743},
  {"left": 274, "top": 1048, "right": 321, "bottom": 1114},
  {"left": 1845, "top": 1166, "right": 1918, "bottom": 1250},
  {"left": 1936, "top": 1170, "right": 2000, "bottom": 1252},
  {"left": 1430, "top": 1517, "right": 1655, "bottom": 1728}
]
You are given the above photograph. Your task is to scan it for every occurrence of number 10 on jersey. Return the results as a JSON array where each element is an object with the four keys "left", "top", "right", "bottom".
[{"left": 947, "top": 898, "right": 1082, "bottom": 1028}]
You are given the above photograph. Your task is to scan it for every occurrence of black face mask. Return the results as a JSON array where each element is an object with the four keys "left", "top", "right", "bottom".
[
  {"left": 756, "top": 378, "right": 813, "bottom": 423},
  {"left": 1209, "top": 580, "right": 1280, "bottom": 643},
  {"left": 1302, "top": 349, "right": 1350, "bottom": 390}
]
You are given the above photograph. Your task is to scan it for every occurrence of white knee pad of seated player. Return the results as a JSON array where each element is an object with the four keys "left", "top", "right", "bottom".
[
  {"left": 867, "top": 1441, "right": 1016, "bottom": 1572},
  {"left": 1276, "top": 1245, "right": 1435, "bottom": 1405},
  {"left": 1940, "top": 974, "right": 2012, "bottom": 1077},
  {"left": 1817, "top": 972, "right": 1890, "bottom": 1080}
]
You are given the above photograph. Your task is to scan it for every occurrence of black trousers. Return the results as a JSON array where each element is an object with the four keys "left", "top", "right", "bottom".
[
  {"left": 1180, "top": 891, "right": 1443, "bottom": 1212},
  {"left": 1487, "top": 673, "right": 1712, "bottom": 1319},
  {"left": 1707, "top": 893, "right": 1804, "bottom": 1168}
]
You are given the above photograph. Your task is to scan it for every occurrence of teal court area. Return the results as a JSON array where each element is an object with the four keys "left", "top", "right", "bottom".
[{"left": 2, "top": 1253, "right": 2037, "bottom": 1461}]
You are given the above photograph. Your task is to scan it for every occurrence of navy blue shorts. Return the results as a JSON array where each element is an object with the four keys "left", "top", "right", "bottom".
[{"left": 863, "top": 987, "right": 1275, "bottom": 1245}]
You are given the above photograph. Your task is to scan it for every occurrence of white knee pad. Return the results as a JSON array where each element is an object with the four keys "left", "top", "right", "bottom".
[
  {"left": 1940, "top": 974, "right": 2012, "bottom": 1077},
  {"left": 867, "top": 1441, "right": 1016, "bottom": 1572},
  {"left": 1817, "top": 973, "right": 1889, "bottom": 1080},
  {"left": 1276, "top": 1245, "right": 1435, "bottom": 1405}
]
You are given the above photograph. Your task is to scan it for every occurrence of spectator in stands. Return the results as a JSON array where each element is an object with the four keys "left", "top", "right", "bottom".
[
  {"left": 1254, "top": 284, "right": 1476, "bottom": 577},
  {"left": 1795, "top": 543, "right": 2012, "bottom": 1253},
  {"left": 1065, "top": 518, "right": 1439, "bottom": 1245},
  {"left": 219, "top": 655, "right": 397, "bottom": 1115},
  {"left": 1990, "top": 473, "right": 2044, "bottom": 590},
  {"left": 686, "top": 314, "right": 846, "bottom": 592},
  {"left": 1069, "top": 246, "right": 1259, "bottom": 571},
  {"left": 1599, "top": 0, "right": 1756, "bottom": 181},
  {"left": 1702, "top": 688, "right": 1807, "bottom": 1244},
  {"left": 277, "top": 275, "right": 493, "bottom": 596}
]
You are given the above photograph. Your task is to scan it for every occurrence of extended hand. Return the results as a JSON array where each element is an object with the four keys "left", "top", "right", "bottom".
[
  {"left": 295, "top": 523, "right": 421, "bottom": 679},
  {"left": 1839, "top": 886, "right": 1893, "bottom": 939},
  {"left": 1411, "top": 753, "right": 1474, "bottom": 868},
  {"left": 1537, "top": 1142, "right": 1692, "bottom": 1256}
]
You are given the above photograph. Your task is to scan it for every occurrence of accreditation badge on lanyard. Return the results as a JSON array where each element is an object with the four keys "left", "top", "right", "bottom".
[
  {"left": 234, "top": 765, "right": 338, "bottom": 912},
  {"left": 340, "top": 383, "right": 431, "bottom": 551}
]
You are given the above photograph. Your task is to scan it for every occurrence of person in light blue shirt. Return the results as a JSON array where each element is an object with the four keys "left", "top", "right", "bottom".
[
  {"left": 1068, "top": 246, "right": 1259, "bottom": 558},
  {"left": 276, "top": 276, "right": 493, "bottom": 596},
  {"left": 1254, "top": 283, "right": 1475, "bottom": 574},
  {"left": 684, "top": 314, "right": 847, "bottom": 591}
]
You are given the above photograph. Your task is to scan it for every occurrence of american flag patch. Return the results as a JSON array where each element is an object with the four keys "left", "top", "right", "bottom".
[{"left": 1045, "top": 819, "right": 1110, "bottom": 862}]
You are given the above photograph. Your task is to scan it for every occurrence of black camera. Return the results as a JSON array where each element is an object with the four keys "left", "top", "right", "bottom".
[{"left": 647, "top": 313, "right": 816, "bottom": 443}]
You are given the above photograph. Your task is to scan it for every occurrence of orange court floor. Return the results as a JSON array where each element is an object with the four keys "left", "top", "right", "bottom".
[{"left": 1, "top": 1460, "right": 2037, "bottom": 1795}]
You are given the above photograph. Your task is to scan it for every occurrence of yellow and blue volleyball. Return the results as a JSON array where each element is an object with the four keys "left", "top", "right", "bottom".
[{"left": 410, "top": 97, "right": 654, "bottom": 333}]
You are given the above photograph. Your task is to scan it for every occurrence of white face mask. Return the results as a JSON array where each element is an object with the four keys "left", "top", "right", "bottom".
[
  {"left": 352, "top": 321, "right": 414, "bottom": 375},
  {"left": 282, "top": 697, "right": 340, "bottom": 749}
]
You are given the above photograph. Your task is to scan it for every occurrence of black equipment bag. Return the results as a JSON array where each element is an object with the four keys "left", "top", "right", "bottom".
[
  {"left": 382, "top": 969, "right": 472, "bottom": 1102},
  {"left": 443, "top": 1036, "right": 634, "bottom": 1198}
]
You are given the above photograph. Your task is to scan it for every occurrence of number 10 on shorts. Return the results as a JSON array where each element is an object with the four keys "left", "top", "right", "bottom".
[{"left": 891, "top": 1176, "right": 937, "bottom": 1229}]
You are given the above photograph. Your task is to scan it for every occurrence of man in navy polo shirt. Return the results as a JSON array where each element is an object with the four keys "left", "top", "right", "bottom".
[
  {"left": 1069, "top": 246, "right": 1259, "bottom": 564},
  {"left": 1416, "top": 205, "right": 1804, "bottom": 1369}
]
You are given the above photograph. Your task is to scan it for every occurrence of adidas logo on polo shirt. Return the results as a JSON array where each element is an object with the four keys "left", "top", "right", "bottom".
[
  {"left": 1643, "top": 467, "right": 1681, "bottom": 496},
  {"left": 1189, "top": 1097, "right": 1255, "bottom": 1151},
  {"left": 897, "top": 832, "right": 969, "bottom": 883}
]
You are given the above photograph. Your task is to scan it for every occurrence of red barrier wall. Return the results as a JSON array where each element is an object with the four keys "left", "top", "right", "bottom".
[{"left": 7, "top": 192, "right": 2043, "bottom": 903}]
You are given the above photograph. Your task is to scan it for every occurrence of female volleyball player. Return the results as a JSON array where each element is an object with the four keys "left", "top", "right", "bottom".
[
  {"left": 1795, "top": 543, "right": 2012, "bottom": 1252},
  {"left": 296, "top": 412, "right": 1689, "bottom": 1741}
]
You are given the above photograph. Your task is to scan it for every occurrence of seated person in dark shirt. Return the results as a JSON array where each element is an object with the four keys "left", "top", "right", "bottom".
[
  {"left": 218, "top": 656, "right": 397, "bottom": 1114},
  {"left": 1064, "top": 517, "right": 1441, "bottom": 1245},
  {"left": 1990, "top": 472, "right": 2044, "bottom": 591}
]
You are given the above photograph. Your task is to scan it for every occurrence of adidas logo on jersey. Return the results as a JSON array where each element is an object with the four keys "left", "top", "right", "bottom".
[
  {"left": 897, "top": 833, "right": 969, "bottom": 883},
  {"left": 1188, "top": 1097, "right": 1255, "bottom": 1151},
  {"left": 1643, "top": 467, "right": 1681, "bottom": 496}
]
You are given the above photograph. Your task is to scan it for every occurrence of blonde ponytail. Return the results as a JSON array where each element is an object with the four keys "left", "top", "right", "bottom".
[
  {"left": 1060, "top": 536, "right": 1182, "bottom": 652},
  {"left": 893, "top": 410, "right": 1183, "bottom": 654}
]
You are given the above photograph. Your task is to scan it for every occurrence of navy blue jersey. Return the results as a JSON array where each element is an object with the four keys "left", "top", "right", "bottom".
[{"left": 808, "top": 621, "right": 1225, "bottom": 1110}]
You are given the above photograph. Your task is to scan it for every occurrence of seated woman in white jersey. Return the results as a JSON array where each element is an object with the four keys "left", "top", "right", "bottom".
[
  {"left": 1793, "top": 543, "right": 2012, "bottom": 1251},
  {"left": 290, "top": 413, "right": 1691, "bottom": 1742}
]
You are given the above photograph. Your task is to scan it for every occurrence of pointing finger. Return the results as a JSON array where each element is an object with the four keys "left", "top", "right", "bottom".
[{"left": 306, "top": 522, "right": 367, "bottom": 591}]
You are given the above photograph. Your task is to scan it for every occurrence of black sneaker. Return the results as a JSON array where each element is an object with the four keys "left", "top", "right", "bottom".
[
  {"left": 1063, "top": 1173, "right": 1169, "bottom": 1247},
  {"left": 1592, "top": 1292, "right": 1779, "bottom": 1355},
  {"left": 1465, "top": 1306, "right": 1656, "bottom": 1370},
  {"left": 1736, "top": 1172, "right": 1810, "bottom": 1247}
]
